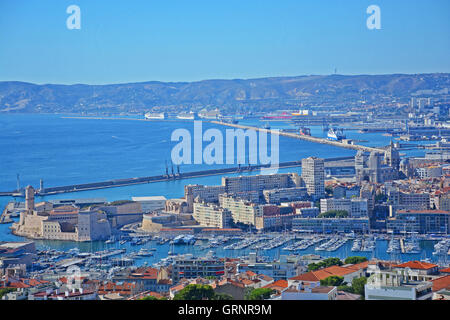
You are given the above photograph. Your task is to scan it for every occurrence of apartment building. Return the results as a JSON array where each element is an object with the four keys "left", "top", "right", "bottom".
[
  {"left": 387, "top": 210, "right": 450, "bottom": 234},
  {"left": 219, "top": 194, "right": 263, "bottom": 226},
  {"left": 263, "top": 187, "right": 308, "bottom": 204},
  {"left": 222, "top": 173, "right": 300, "bottom": 195},
  {"left": 193, "top": 202, "right": 233, "bottom": 229},
  {"left": 320, "top": 198, "right": 369, "bottom": 218},
  {"left": 171, "top": 254, "right": 225, "bottom": 283},
  {"left": 292, "top": 217, "right": 370, "bottom": 234},
  {"left": 301, "top": 157, "right": 325, "bottom": 198}
]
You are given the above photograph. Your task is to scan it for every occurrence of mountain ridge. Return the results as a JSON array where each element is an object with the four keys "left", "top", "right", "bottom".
[{"left": 1, "top": 73, "right": 449, "bottom": 113}]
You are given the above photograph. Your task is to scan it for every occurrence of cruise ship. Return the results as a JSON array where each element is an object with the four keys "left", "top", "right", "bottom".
[
  {"left": 177, "top": 112, "right": 197, "bottom": 120},
  {"left": 327, "top": 128, "right": 346, "bottom": 141},
  {"left": 145, "top": 112, "right": 166, "bottom": 120}
]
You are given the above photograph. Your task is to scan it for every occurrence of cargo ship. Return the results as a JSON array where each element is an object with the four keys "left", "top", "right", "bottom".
[
  {"left": 299, "top": 127, "right": 311, "bottom": 136},
  {"left": 261, "top": 115, "right": 293, "bottom": 120},
  {"left": 327, "top": 128, "right": 346, "bottom": 141}
]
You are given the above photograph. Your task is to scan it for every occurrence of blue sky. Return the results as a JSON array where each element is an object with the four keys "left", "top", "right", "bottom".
[{"left": 0, "top": 0, "right": 449, "bottom": 84}]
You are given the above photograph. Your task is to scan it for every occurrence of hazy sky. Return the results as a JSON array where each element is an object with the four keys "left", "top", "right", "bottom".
[{"left": 1, "top": 0, "right": 449, "bottom": 84}]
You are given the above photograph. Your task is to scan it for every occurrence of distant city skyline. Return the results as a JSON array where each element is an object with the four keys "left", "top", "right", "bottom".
[{"left": 0, "top": 0, "right": 449, "bottom": 85}]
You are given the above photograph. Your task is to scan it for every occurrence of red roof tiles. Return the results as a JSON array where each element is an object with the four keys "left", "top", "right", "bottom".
[
  {"left": 394, "top": 261, "right": 438, "bottom": 270},
  {"left": 431, "top": 275, "right": 450, "bottom": 292}
]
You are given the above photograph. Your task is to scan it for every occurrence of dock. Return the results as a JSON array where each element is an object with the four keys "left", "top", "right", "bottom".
[
  {"left": 0, "top": 156, "right": 354, "bottom": 197},
  {"left": 211, "top": 121, "right": 386, "bottom": 154}
]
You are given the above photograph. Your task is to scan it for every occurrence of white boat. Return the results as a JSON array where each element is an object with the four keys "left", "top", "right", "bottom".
[
  {"left": 136, "top": 248, "right": 153, "bottom": 257},
  {"left": 145, "top": 112, "right": 166, "bottom": 120},
  {"left": 177, "top": 112, "right": 197, "bottom": 120},
  {"left": 327, "top": 128, "right": 346, "bottom": 141}
]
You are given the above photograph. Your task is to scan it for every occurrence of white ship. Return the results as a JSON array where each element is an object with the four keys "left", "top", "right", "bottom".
[
  {"left": 177, "top": 112, "right": 197, "bottom": 120},
  {"left": 145, "top": 112, "right": 166, "bottom": 120},
  {"left": 327, "top": 128, "right": 346, "bottom": 141}
]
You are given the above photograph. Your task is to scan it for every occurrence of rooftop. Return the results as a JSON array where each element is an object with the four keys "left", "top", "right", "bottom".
[{"left": 394, "top": 261, "right": 438, "bottom": 270}]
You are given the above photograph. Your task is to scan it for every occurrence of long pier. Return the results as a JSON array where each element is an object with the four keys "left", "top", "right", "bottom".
[
  {"left": 211, "top": 121, "right": 386, "bottom": 154},
  {"left": 0, "top": 156, "right": 354, "bottom": 197}
]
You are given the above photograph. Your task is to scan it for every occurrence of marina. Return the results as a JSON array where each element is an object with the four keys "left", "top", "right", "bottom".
[{"left": 25, "top": 232, "right": 450, "bottom": 278}]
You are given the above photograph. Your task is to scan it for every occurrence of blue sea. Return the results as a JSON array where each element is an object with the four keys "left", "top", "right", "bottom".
[{"left": 0, "top": 114, "right": 433, "bottom": 262}]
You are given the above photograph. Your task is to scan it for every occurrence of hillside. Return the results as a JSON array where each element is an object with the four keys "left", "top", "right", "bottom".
[{"left": 0, "top": 73, "right": 449, "bottom": 114}]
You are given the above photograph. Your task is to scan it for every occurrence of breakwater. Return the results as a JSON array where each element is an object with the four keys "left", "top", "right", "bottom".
[
  {"left": 1, "top": 156, "right": 354, "bottom": 197},
  {"left": 211, "top": 121, "right": 386, "bottom": 154}
]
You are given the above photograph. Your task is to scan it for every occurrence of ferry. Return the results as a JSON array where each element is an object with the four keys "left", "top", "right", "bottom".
[
  {"left": 144, "top": 112, "right": 166, "bottom": 120},
  {"left": 177, "top": 112, "right": 197, "bottom": 120},
  {"left": 327, "top": 128, "right": 346, "bottom": 141}
]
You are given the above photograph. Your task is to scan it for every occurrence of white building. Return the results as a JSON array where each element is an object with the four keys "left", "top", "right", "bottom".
[
  {"left": 193, "top": 202, "right": 233, "bottom": 228},
  {"left": 320, "top": 198, "right": 368, "bottom": 218},
  {"left": 301, "top": 157, "right": 325, "bottom": 199},
  {"left": 365, "top": 270, "right": 433, "bottom": 300},
  {"left": 132, "top": 196, "right": 167, "bottom": 213}
]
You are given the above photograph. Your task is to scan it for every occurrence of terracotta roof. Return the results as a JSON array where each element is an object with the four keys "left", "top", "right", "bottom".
[
  {"left": 240, "top": 279, "right": 256, "bottom": 286},
  {"left": 263, "top": 279, "right": 288, "bottom": 291},
  {"left": 394, "top": 261, "right": 438, "bottom": 270},
  {"left": 346, "top": 261, "right": 369, "bottom": 271},
  {"left": 257, "top": 274, "right": 274, "bottom": 282},
  {"left": 2, "top": 278, "right": 49, "bottom": 289},
  {"left": 245, "top": 270, "right": 257, "bottom": 277},
  {"left": 130, "top": 267, "right": 158, "bottom": 279},
  {"left": 431, "top": 275, "right": 450, "bottom": 292},
  {"left": 289, "top": 265, "right": 359, "bottom": 282}
]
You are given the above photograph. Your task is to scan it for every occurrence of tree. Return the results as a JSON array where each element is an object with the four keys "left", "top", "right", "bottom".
[
  {"left": 173, "top": 284, "right": 234, "bottom": 300},
  {"left": 213, "top": 293, "right": 233, "bottom": 300},
  {"left": 351, "top": 277, "right": 367, "bottom": 297},
  {"left": 337, "top": 277, "right": 367, "bottom": 300},
  {"left": 318, "top": 210, "right": 348, "bottom": 218},
  {"left": 375, "top": 194, "right": 387, "bottom": 203},
  {"left": 245, "top": 288, "right": 274, "bottom": 300},
  {"left": 109, "top": 200, "right": 135, "bottom": 206},
  {"left": 320, "top": 276, "right": 344, "bottom": 287},
  {"left": 308, "top": 257, "right": 343, "bottom": 271},
  {"left": 173, "top": 284, "right": 216, "bottom": 300},
  {"left": 344, "top": 256, "right": 368, "bottom": 265},
  {"left": 0, "top": 288, "right": 16, "bottom": 299},
  {"left": 140, "top": 295, "right": 167, "bottom": 300}
]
